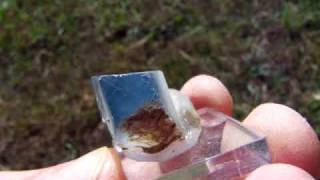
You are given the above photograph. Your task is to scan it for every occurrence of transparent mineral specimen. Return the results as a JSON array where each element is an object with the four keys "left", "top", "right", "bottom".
[
  {"left": 91, "top": 70, "right": 271, "bottom": 179},
  {"left": 91, "top": 70, "right": 201, "bottom": 161},
  {"left": 157, "top": 108, "right": 271, "bottom": 180},
  {"left": 120, "top": 108, "right": 271, "bottom": 180}
]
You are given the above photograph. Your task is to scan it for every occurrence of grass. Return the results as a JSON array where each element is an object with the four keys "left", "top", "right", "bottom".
[{"left": 0, "top": 0, "right": 320, "bottom": 170}]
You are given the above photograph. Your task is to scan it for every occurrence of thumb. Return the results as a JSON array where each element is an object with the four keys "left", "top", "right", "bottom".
[{"left": 0, "top": 147, "right": 125, "bottom": 180}]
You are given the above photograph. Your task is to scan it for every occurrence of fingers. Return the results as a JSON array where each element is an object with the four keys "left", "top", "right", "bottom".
[
  {"left": 181, "top": 75, "right": 233, "bottom": 116},
  {"left": 246, "top": 164, "right": 315, "bottom": 180},
  {"left": 0, "top": 147, "right": 125, "bottom": 180},
  {"left": 243, "top": 103, "right": 320, "bottom": 177},
  {"left": 121, "top": 158, "right": 162, "bottom": 180}
]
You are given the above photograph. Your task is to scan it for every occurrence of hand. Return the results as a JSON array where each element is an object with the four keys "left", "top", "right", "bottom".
[{"left": 1, "top": 75, "right": 319, "bottom": 180}]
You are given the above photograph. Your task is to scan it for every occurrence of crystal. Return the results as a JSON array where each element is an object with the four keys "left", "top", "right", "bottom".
[
  {"left": 91, "top": 71, "right": 201, "bottom": 161},
  {"left": 121, "top": 108, "right": 271, "bottom": 180},
  {"left": 91, "top": 70, "right": 271, "bottom": 179}
]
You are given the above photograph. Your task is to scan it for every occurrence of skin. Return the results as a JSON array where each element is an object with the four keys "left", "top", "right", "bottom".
[
  {"left": 246, "top": 163, "right": 314, "bottom": 180},
  {"left": 245, "top": 163, "right": 315, "bottom": 180},
  {"left": 243, "top": 103, "right": 320, "bottom": 176},
  {"left": 1, "top": 74, "right": 319, "bottom": 179}
]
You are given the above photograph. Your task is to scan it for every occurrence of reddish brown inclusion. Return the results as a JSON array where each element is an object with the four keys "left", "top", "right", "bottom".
[{"left": 122, "top": 103, "right": 182, "bottom": 153}]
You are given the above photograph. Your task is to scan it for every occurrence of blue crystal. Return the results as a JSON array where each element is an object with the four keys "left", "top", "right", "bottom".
[
  {"left": 92, "top": 70, "right": 203, "bottom": 161},
  {"left": 91, "top": 70, "right": 177, "bottom": 138},
  {"left": 99, "top": 72, "right": 161, "bottom": 126}
]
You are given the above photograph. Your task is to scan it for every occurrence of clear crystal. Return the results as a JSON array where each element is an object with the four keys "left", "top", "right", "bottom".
[
  {"left": 91, "top": 71, "right": 201, "bottom": 161},
  {"left": 91, "top": 70, "right": 270, "bottom": 179},
  {"left": 122, "top": 108, "right": 271, "bottom": 180}
]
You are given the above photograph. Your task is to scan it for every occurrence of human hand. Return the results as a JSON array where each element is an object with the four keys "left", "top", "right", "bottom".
[
  {"left": 1, "top": 75, "right": 319, "bottom": 180},
  {"left": 181, "top": 75, "right": 320, "bottom": 180}
]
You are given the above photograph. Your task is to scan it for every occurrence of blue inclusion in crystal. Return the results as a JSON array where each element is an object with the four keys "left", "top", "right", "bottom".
[{"left": 96, "top": 71, "right": 164, "bottom": 128}]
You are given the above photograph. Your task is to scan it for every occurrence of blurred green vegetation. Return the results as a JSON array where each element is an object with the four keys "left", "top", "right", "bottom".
[{"left": 0, "top": 0, "right": 320, "bottom": 170}]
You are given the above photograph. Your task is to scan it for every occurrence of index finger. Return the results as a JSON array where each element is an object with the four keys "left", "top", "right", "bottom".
[{"left": 181, "top": 74, "right": 233, "bottom": 116}]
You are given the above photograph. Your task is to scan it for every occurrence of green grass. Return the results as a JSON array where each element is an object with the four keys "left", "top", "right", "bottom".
[{"left": 0, "top": 0, "right": 320, "bottom": 170}]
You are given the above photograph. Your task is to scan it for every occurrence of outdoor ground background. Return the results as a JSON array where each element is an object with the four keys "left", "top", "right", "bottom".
[{"left": 0, "top": 0, "right": 320, "bottom": 170}]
